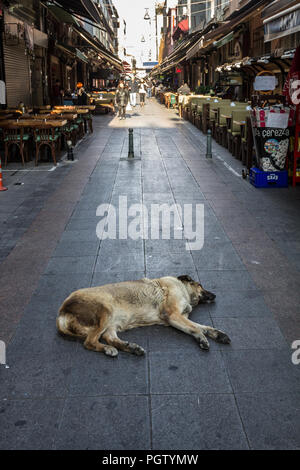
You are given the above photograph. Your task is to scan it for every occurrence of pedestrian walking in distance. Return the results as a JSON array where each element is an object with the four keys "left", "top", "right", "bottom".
[
  {"left": 115, "top": 81, "right": 129, "bottom": 120},
  {"left": 139, "top": 82, "right": 146, "bottom": 108},
  {"left": 129, "top": 76, "right": 139, "bottom": 107}
]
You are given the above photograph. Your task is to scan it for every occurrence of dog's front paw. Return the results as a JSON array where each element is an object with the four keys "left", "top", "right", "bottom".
[
  {"left": 215, "top": 330, "right": 231, "bottom": 344},
  {"left": 104, "top": 346, "right": 118, "bottom": 357},
  {"left": 198, "top": 337, "right": 210, "bottom": 351},
  {"left": 128, "top": 343, "right": 145, "bottom": 356}
]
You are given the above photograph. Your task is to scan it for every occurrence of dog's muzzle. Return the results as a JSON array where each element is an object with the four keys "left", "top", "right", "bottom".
[{"left": 199, "top": 292, "right": 216, "bottom": 303}]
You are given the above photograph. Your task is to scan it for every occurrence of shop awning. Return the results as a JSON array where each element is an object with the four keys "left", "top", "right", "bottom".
[
  {"left": 185, "top": 0, "right": 268, "bottom": 60},
  {"left": 51, "top": 0, "right": 101, "bottom": 24},
  {"left": 173, "top": 18, "right": 189, "bottom": 41},
  {"left": 263, "top": 4, "right": 300, "bottom": 42},
  {"left": 76, "top": 48, "right": 89, "bottom": 63},
  {"left": 158, "top": 31, "right": 202, "bottom": 73},
  {"left": 73, "top": 25, "right": 123, "bottom": 71},
  {"left": 213, "top": 32, "right": 234, "bottom": 49},
  {"left": 46, "top": 4, "right": 79, "bottom": 25}
]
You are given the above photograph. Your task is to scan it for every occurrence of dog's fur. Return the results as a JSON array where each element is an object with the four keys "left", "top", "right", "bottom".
[{"left": 57, "top": 275, "right": 230, "bottom": 357}]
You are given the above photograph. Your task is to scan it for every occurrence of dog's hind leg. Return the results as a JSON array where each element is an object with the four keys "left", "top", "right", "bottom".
[
  {"left": 103, "top": 328, "right": 145, "bottom": 356},
  {"left": 84, "top": 328, "right": 118, "bottom": 357}
]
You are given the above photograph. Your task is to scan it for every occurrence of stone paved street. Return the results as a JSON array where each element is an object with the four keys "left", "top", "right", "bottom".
[{"left": 1, "top": 99, "right": 300, "bottom": 450}]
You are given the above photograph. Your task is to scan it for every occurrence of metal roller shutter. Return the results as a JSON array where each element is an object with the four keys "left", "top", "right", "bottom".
[{"left": 3, "top": 41, "right": 31, "bottom": 107}]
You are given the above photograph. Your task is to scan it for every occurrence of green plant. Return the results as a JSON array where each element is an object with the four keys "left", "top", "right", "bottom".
[{"left": 194, "top": 85, "right": 210, "bottom": 95}]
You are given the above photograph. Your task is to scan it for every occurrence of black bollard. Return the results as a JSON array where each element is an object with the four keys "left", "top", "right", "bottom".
[
  {"left": 67, "top": 140, "right": 74, "bottom": 161},
  {"left": 206, "top": 129, "right": 212, "bottom": 158},
  {"left": 128, "top": 128, "right": 134, "bottom": 159}
]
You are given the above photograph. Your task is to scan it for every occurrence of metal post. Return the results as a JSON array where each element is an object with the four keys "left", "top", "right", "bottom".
[
  {"left": 128, "top": 128, "right": 134, "bottom": 158},
  {"left": 206, "top": 129, "right": 212, "bottom": 158},
  {"left": 67, "top": 140, "right": 74, "bottom": 161}
]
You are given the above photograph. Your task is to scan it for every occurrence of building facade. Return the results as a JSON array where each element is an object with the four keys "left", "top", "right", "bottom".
[
  {"left": 0, "top": 0, "right": 121, "bottom": 108},
  {"left": 153, "top": 0, "right": 300, "bottom": 99}
]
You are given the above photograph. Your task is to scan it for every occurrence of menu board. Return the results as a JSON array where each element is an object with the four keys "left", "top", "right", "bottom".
[{"left": 254, "top": 76, "right": 276, "bottom": 91}]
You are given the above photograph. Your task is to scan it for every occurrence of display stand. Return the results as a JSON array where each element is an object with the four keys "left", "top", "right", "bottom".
[{"left": 292, "top": 104, "right": 300, "bottom": 187}]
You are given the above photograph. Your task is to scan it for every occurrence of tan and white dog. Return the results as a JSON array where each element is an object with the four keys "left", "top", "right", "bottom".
[{"left": 57, "top": 275, "right": 231, "bottom": 357}]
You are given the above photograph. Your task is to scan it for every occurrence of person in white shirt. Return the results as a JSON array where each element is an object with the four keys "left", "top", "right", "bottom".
[{"left": 139, "top": 82, "right": 146, "bottom": 108}]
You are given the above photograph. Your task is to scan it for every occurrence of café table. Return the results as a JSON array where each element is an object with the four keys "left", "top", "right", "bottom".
[{"left": 1, "top": 119, "right": 67, "bottom": 166}]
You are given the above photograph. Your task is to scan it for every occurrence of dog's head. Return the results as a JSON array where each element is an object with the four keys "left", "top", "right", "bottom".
[{"left": 177, "top": 275, "right": 216, "bottom": 305}]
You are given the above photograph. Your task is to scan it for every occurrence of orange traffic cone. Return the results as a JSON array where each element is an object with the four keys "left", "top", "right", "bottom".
[{"left": 0, "top": 157, "right": 8, "bottom": 191}]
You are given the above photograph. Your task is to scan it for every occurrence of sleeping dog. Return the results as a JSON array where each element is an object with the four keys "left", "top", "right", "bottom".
[{"left": 57, "top": 275, "right": 231, "bottom": 357}]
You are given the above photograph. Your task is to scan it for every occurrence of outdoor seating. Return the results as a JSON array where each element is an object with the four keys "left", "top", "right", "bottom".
[
  {"left": 227, "top": 110, "right": 248, "bottom": 158},
  {"left": 34, "top": 126, "right": 61, "bottom": 166},
  {"left": 3, "top": 126, "right": 30, "bottom": 166}
]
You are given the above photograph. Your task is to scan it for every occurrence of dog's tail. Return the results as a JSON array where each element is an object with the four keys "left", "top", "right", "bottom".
[
  {"left": 57, "top": 296, "right": 110, "bottom": 340},
  {"left": 57, "top": 297, "right": 90, "bottom": 339}
]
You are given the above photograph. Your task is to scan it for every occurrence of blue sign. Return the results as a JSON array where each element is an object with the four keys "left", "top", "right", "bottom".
[{"left": 143, "top": 62, "right": 158, "bottom": 68}]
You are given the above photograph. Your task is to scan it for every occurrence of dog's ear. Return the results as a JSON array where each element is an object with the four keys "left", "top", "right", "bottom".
[{"left": 178, "top": 275, "right": 193, "bottom": 283}]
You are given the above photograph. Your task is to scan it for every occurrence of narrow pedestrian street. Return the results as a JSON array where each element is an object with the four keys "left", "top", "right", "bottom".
[{"left": 1, "top": 99, "right": 300, "bottom": 450}]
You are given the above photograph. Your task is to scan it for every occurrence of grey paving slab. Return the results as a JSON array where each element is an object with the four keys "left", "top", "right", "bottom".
[
  {"left": 192, "top": 242, "right": 245, "bottom": 270},
  {"left": 213, "top": 317, "right": 287, "bottom": 349},
  {"left": 65, "top": 218, "right": 100, "bottom": 231},
  {"left": 68, "top": 345, "right": 148, "bottom": 397},
  {"left": 0, "top": 399, "right": 64, "bottom": 450},
  {"left": 45, "top": 256, "right": 96, "bottom": 275},
  {"left": 59, "top": 229, "right": 99, "bottom": 242},
  {"left": 222, "top": 349, "right": 300, "bottom": 393},
  {"left": 236, "top": 392, "right": 300, "bottom": 449},
  {"left": 92, "top": 270, "right": 145, "bottom": 286},
  {"left": 95, "top": 251, "right": 145, "bottom": 272},
  {"left": 209, "top": 290, "right": 273, "bottom": 318},
  {"left": 0, "top": 340, "right": 73, "bottom": 399},
  {"left": 54, "top": 396, "right": 150, "bottom": 450},
  {"left": 197, "top": 269, "right": 257, "bottom": 291},
  {"left": 33, "top": 273, "right": 93, "bottom": 301},
  {"left": 151, "top": 394, "right": 249, "bottom": 450},
  {"left": 150, "top": 351, "right": 232, "bottom": 394},
  {"left": 52, "top": 240, "right": 99, "bottom": 257},
  {"left": 146, "top": 251, "right": 195, "bottom": 272}
]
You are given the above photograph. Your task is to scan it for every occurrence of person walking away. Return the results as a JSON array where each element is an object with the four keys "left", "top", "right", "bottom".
[
  {"left": 177, "top": 82, "right": 191, "bottom": 119},
  {"left": 146, "top": 80, "right": 152, "bottom": 98},
  {"left": 115, "top": 81, "right": 129, "bottom": 120},
  {"left": 129, "top": 77, "right": 139, "bottom": 107},
  {"left": 139, "top": 82, "right": 146, "bottom": 108},
  {"left": 77, "top": 87, "right": 88, "bottom": 105}
]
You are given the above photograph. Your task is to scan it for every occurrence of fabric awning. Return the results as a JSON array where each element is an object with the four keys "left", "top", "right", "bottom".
[
  {"left": 185, "top": 0, "right": 268, "bottom": 60},
  {"left": 173, "top": 18, "right": 189, "bottom": 40},
  {"left": 52, "top": 0, "right": 101, "bottom": 24},
  {"left": 73, "top": 25, "right": 123, "bottom": 70},
  {"left": 46, "top": 4, "right": 79, "bottom": 25},
  {"left": 213, "top": 32, "right": 234, "bottom": 49}
]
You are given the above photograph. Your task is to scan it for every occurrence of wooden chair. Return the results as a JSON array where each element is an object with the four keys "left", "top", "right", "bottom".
[
  {"left": 215, "top": 106, "right": 230, "bottom": 146},
  {"left": 34, "top": 126, "right": 61, "bottom": 166},
  {"left": 3, "top": 126, "right": 30, "bottom": 166}
]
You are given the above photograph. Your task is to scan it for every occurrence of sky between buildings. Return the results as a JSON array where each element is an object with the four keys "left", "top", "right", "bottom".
[{"left": 113, "top": 0, "right": 157, "bottom": 65}]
